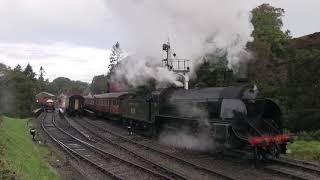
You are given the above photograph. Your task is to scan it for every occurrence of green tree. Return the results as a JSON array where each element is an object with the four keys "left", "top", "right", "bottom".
[
  {"left": 250, "top": 4, "right": 291, "bottom": 58},
  {"left": 0, "top": 63, "right": 10, "bottom": 115},
  {"left": 191, "top": 54, "right": 234, "bottom": 87},
  {"left": 23, "top": 63, "right": 36, "bottom": 80},
  {"left": 286, "top": 48, "right": 320, "bottom": 131},
  {"left": 108, "top": 42, "right": 123, "bottom": 72},
  {"left": 91, "top": 75, "right": 108, "bottom": 94},
  {"left": 13, "top": 64, "right": 22, "bottom": 72},
  {"left": 38, "top": 66, "right": 45, "bottom": 82},
  {"left": 47, "top": 77, "right": 90, "bottom": 95},
  {"left": 1, "top": 62, "right": 90, "bottom": 117},
  {"left": 248, "top": 4, "right": 292, "bottom": 98},
  {"left": 5, "top": 64, "right": 37, "bottom": 117},
  {"left": 37, "top": 66, "right": 49, "bottom": 92}
]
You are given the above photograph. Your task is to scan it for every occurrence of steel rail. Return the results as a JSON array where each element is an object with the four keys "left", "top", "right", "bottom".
[
  {"left": 80, "top": 117, "right": 235, "bottom": 180},
  {"left": 41, "top": 113, "right": 122, "bottom": 180},
  {"left": 66, "top": 116, "right": 189, "bottom": 180},
  {"left": 43, "top": 112, "right": 176, "bottom": 180}
]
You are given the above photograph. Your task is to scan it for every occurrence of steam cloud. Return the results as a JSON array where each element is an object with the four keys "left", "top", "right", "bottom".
[
  {"left": 159, "top": 130, "right": 216, "bottom": 152},
  {"left": 112, "top": 55, "right": 183, "bottom": 88},
  {"left": 158, "top": 98, "right": 215, "bottom": 151},
  {"left": 106, "top": 0, "right": 253, "bottom": 87}
]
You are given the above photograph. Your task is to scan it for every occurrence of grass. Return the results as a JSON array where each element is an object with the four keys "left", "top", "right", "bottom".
[
  {"left": 0, "top": 116, "right": 59, "bottom": 180},
  {"left": 286, "top": 140, "right": 320, "bottom": 162}
]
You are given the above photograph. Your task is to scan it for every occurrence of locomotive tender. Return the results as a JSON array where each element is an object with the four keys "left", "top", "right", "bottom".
[{"left": 63, "top": 83, "right": 290, "bottom": 160}]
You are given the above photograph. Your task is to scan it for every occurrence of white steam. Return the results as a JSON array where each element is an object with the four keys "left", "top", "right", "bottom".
[
  {"left": 159, "top": 128, "right": 216, "bottom": 152},
  {"left": 161, "top": 100, "right": 214, "bottom": 151},
  {"left": 106, "top": 0, "right": 253, "bottom": 87},
  {"left": 113, "top": 55, "right": 183, "bottom": 88}
]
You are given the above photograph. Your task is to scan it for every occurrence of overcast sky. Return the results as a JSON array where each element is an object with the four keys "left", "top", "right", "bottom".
[{"left": 0, "top": 0, "right": 319, "bottom": 83}]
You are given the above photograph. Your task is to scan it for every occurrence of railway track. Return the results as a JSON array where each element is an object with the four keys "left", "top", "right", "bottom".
[
  {"left": 41, "top": 112, "right": 181, "bottom": 180},
  {"left": 63, "top": 116, "right": 188, "bottom": 180},
  {"left": 224, "top": 149, "right": 320, "bottom": 179},
  {"left": 72, "top": 116, "right": 236, "bottom": 180},
  {"left": 265, "top": 158, "right": 320, "bottom": 180}
]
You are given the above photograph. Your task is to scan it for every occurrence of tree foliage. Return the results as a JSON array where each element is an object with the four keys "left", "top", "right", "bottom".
[
  {"left": 286, "top": 48, "right": 320, "bottom": 131},
  {"left": 0, "top": 64, "right": 37, "bottom": 117},
  {"left": 48, "top": 77, "right": 89, "bottom": 95},
  {"left": 250, "top": 4, "right": 291, "bottom": 58},
  {"left": 108, "top": 42, "right": 123, "bottom": 72},
  {"left": 246, "top": 3, "right": 294, "bottom": 116},
  {"left": 91, "top": 75, "right": 108, "bottom": 94},
  {"left": 248, "top": 3, "right": 320, "bottom": 132},
  {"left": 0, "top": 63, "right": 89, "bottom": 118},
  {"left": 191, "top": 53, "right": 234, "bottom": 88}
]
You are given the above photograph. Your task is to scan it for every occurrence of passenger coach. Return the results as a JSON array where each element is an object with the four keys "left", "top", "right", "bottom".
[{"left": 86, "top": 92, "right": 132, "bottom": 120}]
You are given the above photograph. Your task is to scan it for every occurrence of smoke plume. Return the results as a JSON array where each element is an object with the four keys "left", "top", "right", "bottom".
[
  {"left": 106, "top": 0, "right": 253, "bottom": 87},
  {"left": 112, "top": 55, "right": 183, "bottom": 88}
]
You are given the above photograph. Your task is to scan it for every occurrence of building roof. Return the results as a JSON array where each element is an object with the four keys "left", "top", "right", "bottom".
[
  {"left": 291, "top": 32, "right": 320, "bottom": 49},
  {"left": 36, "top": 92, "right": 55, "bottom": 98},
  {"left": 94, "top": 92, "right": 130, "bottom": 99}
]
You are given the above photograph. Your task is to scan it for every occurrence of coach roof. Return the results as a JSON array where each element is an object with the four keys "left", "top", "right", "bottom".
[{"left": 93, "top": 92, "right": 131, "bottom": 99}]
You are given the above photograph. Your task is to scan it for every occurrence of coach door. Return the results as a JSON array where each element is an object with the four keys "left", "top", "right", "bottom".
[{"left": 75, "top": 99, "right": 79, "bottom": 110}]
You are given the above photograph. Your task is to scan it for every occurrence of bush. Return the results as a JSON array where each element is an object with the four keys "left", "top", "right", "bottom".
[
  {"left": 296, "top": 130, "right": 320, "bottom": 141},
  {"left": 286, "top": 141, "right": 320, "bottom": 161},
  {"left": 311, "top": 130, "right": 320, "bottom": 141},
  {"left": 285, "top": 110, "right": 320, "bottom": 132}
]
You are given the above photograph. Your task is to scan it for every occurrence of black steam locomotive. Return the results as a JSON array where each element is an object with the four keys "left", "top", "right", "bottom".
[
  {"left": 62, "top": 83, "right": 290, "bottom": 160},
  {"left": 121, "top": 84, "right": 290, "bottom": 159}
]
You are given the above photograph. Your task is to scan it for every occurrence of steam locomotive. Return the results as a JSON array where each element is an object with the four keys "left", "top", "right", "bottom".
[{"left": 61, "top": 83, "right": 291, "bottom": 160}]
